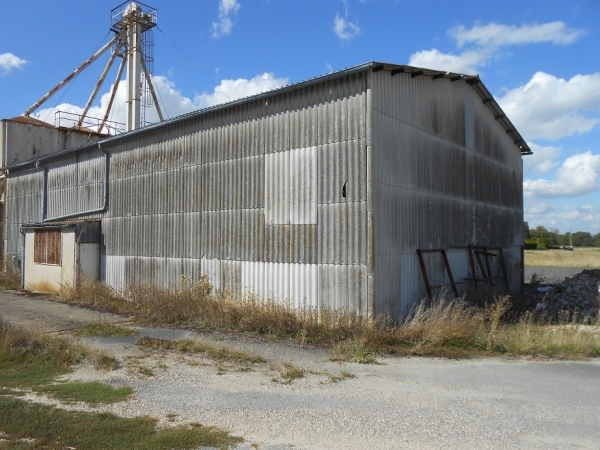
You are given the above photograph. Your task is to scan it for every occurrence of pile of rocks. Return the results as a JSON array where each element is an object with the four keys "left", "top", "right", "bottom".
[{"left": 529, "top": 269, "right": 600, "bottom": 322}]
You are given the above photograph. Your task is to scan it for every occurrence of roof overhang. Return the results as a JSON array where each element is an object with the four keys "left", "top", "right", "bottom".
[{"left": 2, "top": 61, "right": 531, "bottom": 173}]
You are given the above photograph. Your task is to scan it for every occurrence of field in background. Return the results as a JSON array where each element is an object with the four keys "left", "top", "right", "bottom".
[{"left": 525, "top": 247, "right": 600, "bottom": 268}]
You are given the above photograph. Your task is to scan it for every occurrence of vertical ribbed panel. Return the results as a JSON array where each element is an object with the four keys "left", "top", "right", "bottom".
[
  {"left": 201, "top": 257, "right": 221, "bottom": 290},
  {"left": 318, "top": 264, "right": 367, "bottom": 315},
  {"left": 105, "top": 255, "right": 125, "bottom": 291},
  {"left": 221, "top": 259, "right": 242, "bottom": 293},
  {"left": 371, "top": 69, "right": 523, "bottom": 318},
  {"left": 7, "top": 71, "right": 372, "bottom": 316},
  {"left": 264, "top": 145, "right": 318, "bottom": 224},
  {"left": 5, "top": 169, "right": 43, "bottom": 260},
  {"left": 264, "top": 151, "right": 290, "bottom": 225},
  {"left": 46, "top": 149, "right": 105, "bottom": 219},
  {"left": 289, "top": 146, "right": 317, "bottom": 224},
  {"left": 241, "top": 261, "right": 317, "bottom": 308}
]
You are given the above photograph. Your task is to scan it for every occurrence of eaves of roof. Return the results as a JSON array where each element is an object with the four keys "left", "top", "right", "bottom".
[{"left": 2, "top": 61, "right": 531, "bottom": 173}]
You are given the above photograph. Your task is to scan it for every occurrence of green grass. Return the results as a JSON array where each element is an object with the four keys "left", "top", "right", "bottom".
[
  {"left": 0, "top": 397, "right": 242, "bottom": 450},
  {"left": 329, "top": 371, "right": 356, "bottom": 383},
  {"left": 36, "top": 381, "right": 134, "bottom": 405},
  {"left": 0, "top": 317, "right": 118, "bottom": 389},
  {"left": 73, "top": 321, "right": 138, "bottom": 337},
  {"left": 0, "top": 318, "right": 242, "bottom": 449},
  {"left": 272, "top": 361, "right": 305, "bottom": 384}
]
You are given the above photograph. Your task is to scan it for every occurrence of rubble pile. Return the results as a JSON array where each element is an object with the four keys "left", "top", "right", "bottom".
[{"left": 529, "top": 269, "right": 600, "bottom": 322}]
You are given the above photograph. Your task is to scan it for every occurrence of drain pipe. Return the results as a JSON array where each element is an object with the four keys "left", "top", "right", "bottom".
[
  {"left": 42, "top": 142, "right": 110, "bottom": 222},
  {"left": 19, "top": 227, "right": 25, "bottom": 288}
]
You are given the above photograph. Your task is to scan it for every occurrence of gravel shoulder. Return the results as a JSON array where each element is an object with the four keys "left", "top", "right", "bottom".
[{"left": 2, "top": 289, "right": 600, "bottom": 449}]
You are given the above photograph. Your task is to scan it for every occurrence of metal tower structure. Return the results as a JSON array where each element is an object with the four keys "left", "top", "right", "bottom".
[{"left": 23, "top": 1, "right": 163, "bottom": 133}]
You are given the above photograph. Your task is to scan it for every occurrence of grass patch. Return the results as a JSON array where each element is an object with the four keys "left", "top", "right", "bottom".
[
  {"left": 61, "top": 277, "right": 600, "bottom": 360},
  {"left": 272, "top": 362, "right": 305, "bottom": 384},
  {"left": 0, "top": 316, "right": 118, "bottom": 389},
  {"left": 136, "top": 336, "right": 266, "bottom": 364},
  {"left": 72, "top": 321, "right": 138, "bottom": 337},
  {"left": 525, "top": 247, "right": 600, "bottom": 268},
  {"left": 0, "top": 397, "right": 242, "bottom": 449},
  {"left": 36, "top": 381, "right": 134, "bottom": 406},
  {"left": 329, "top": 371, "right": 356, "bottom": 383},
  {"left": 0, "top": 318, "right": 241, "bottom": 449},
  {"left": 0, "top": 261, "right": 21, "bottom": 290}
]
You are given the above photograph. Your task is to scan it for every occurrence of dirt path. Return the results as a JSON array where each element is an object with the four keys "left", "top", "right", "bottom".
[{"left": 2, "top": 290, "right": 600, "bottom": 449}]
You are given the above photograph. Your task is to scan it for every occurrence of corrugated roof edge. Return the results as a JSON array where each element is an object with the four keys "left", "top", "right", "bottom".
[{"left": 2, "top": 61, "right": 531, "bottom": 172}]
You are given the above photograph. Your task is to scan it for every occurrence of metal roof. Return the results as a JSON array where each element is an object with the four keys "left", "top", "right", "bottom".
[{"left": 2, "top": 61, "right": 531, "bottom": 173}]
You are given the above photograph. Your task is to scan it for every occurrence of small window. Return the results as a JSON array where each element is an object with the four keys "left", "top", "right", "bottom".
[{"left": 34, "top": 229, "right": 62, "bottom": 265}]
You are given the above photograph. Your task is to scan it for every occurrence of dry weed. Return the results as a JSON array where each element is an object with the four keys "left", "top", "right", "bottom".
[{"left": 56, "top": 277, "right": 600, "bottom": 360}]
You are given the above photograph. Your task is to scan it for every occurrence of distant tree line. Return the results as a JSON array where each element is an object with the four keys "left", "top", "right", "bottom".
[{"left": 524, "top": 222, "right": 600, "bottom": 249}]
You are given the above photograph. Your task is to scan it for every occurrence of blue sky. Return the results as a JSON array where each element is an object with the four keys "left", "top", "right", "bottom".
[{"left": 1, "top": 0, "right": 599, "bottom": 234}]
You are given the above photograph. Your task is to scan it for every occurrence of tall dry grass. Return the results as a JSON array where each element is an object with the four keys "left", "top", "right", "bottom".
[
  {"left": 0, "top": 260, "right": 21, "bottom": 290},
  {"left": 525, "top": 247, "right": 600, "bottom": 268},
  {"left": 59, "top": 277, "right": 600, "bottom": 359}
]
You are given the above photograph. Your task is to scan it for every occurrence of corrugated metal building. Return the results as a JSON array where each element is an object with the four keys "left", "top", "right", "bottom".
[{"left": 3, "top": 62, "right": 530, "bottom": 319}]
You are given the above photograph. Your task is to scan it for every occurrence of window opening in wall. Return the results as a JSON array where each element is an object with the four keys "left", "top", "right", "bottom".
[{"left": 34, "top": 229, "right": 62, "bottom": 265}]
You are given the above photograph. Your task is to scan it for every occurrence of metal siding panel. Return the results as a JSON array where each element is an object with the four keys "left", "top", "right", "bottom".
[
  {"left": 289, "top": 146, "right": 317, "bottom": 225},
  {"left": 241, "top": 261, "right": 317, "bottom": 307},
  {"left": 105, "top": 255, "right": 126, "bottom": 292},
  {"left": 201, "top": 257, "right": 221, "bottom": 290},
  {"left": 221, "top": 259, "right": 242, "bottom": 294},
  {"left": 318, "top": 142, "right": 345, "bottom": 204},
  {"left": 240, "top": 155, "right": 264, "bottom": 209},
  {"left": 371, "top": 70, "right": 524, "bottom": 318},
  {"left": 264, "top": 151, "right": 290, "bottom": 225},
  {"left": 318, "top": 203, "right": 347, "bottom": 265}
]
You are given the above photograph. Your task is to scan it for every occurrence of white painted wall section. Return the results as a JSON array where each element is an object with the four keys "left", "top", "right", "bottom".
[{"left": 264, "top": 146, "right": 317, "bottom": 225}]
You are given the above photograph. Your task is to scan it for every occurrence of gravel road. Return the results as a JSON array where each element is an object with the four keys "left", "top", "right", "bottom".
[
  {"left": 524, "top": 266, "right": 588, "bottom": 283},
  {"left": 2, "top": 290, "right": 600, "bottom": 449}
]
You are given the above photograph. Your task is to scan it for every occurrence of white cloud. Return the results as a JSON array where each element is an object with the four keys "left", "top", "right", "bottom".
[
  {"left": 526, "top": 202, "right": 554, "bottom": 215},
  {"left": 194, "top": 72, "right": 289, "bottom": 108},
  {"left": 33, "top": 72, "right": 289, "bottom": 131},
  {"left": 449, "top": 22, "right": 583, "bottom": 48},
  {"left": 524, "top": 151, "right": 600, "bottom": 198},
  {"left": 334, "top": 14, "right": 361, "bottom": 41},
  {"left": 524, "top": 143, "right": 561, "bottom": 175},
  {"left": 408, "top": 48, "right": 484, "bottom": 74},
  {"left": 496, "top": 72, "right": 600, "bottom": 140},
  {"left": 211, "top": 0, "right": 241, "bottom": 38},
  {"left": 408, "top": 21, "right": 583, "bottom": 76},
  {"left": 525, "top": 203, "right": 600, "bottom": 233},
  {"left": 0, "top": 53, "right": 27, "bottom": 74}
]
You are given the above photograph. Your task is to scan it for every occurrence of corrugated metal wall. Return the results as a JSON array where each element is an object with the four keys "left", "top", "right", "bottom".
[
  {"left": 370, "top": 70, "right": 523, "bottom": 318},
  {"left": 7, "top": 71, "right": 370, "bottom": 315},
  {"left": 6, "top": 66, "right": 524, "bottom": 320}
]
